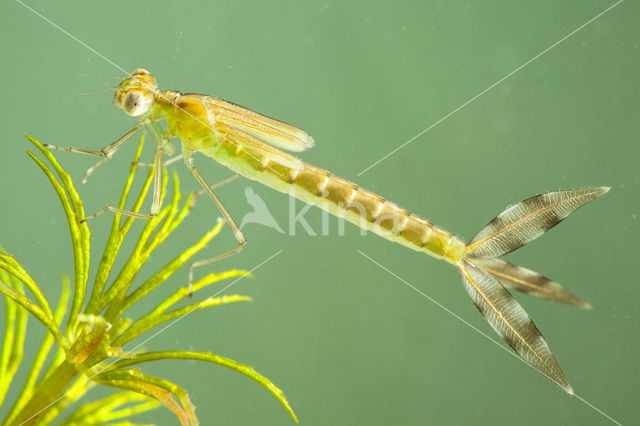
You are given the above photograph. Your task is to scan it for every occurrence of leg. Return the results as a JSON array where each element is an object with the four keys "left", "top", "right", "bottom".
[
  {"left": 135, "top": 153, "right": 183, "bottom": 168},
  {"left": 186, "top": 173, "right": 240, "bottom": 212},
  {"left": 44, "top": 122, "right": 143, "bottom": 183},
  {"left": 184, "top": 155, "right": 246, "bottom": 293},
  {"left": 194, "top": 173, "right": 240, "bottom": 197},
  {"left": 82, "top": 144, "right": 165, "bottom": 223}
]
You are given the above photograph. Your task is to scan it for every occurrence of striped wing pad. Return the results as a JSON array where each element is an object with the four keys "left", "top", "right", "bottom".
[
  {"left": 217, "top": 123, "right": 305, "bottom": 171},
  {"left": 210, "top": 97, "right": 315, "bottom": 152},
  {"left": 466, "top": 187, "right": 609, "bottom": 258},
  {"left": 459, "top": 260, "right": 572, "bottom": 393}
]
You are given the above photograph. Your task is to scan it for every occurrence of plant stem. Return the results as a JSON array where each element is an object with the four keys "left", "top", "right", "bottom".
[{"left": 9, "top": 360, "right": 79, "bottom": 426}]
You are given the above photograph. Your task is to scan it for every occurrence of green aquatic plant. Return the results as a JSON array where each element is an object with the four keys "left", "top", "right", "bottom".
[{"left": 0, "top": 135, "right": 297, "bottom": 425}]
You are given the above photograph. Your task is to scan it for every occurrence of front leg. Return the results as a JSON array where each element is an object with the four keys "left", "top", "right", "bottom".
[
  {"left": 44, "top": 121, "right": 144, "bottom": 183},
  {"left": 82, "top": 144, "right": 164, "bottom": 222},
  {"left": 83, "top": 120, "right": 169, "bottom": 222}
]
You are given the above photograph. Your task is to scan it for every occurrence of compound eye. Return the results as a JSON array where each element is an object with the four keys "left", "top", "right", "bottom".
[
  {"left": 130, "top": 68, "right": 151, "bottom": 77},
  {"left": 122, "top": 91, "right": 151, "bottom": 116}
]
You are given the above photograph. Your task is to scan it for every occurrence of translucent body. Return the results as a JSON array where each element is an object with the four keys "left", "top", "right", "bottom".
[
  {"left": 120, "top": 70, "right": 468, "bottom": 263},
  {"left": 48, "top": 69, "right": 608, "bottom": 394}
]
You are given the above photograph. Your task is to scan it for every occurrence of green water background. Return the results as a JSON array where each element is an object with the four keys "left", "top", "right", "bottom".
[{"left": 1, "top": 1, "right": 638, "bottom": 424}]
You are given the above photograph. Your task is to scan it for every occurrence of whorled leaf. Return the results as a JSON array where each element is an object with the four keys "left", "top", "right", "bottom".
[
  {"left": 0, "top": 251, "right": 56, "bottom": 323},
  {"left": 107, "top": 351, "right": 299, "bottom": 422},
  {"left": 2, "top": 134, "right": 297, "bottom": 425},
  {"left": 94, "top": 370, "right": 195, "bottom": 426},
  {"left": 26, "top": 135, "right": 91, "bottom": 334},
  {"left": 0, "top": 271, "right": 28, "bottom": 407},
  {"left": 0, "top": 275, "right": 63, "bottom": 349},
  {"left": 114, "top": 269, "right": 252, "bottom": 346},
  {"left": 5, "top": 277, "right": 70, "bottom": 421},
  {"left": 87, "top": 136, "right": 153, "bottom": 313},
  {"left": 59, "top": 390, "right": 160, "bottom": 426}
]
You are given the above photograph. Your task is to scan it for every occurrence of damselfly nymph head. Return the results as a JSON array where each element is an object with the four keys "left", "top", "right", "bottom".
[{"left": 113, "top": 68, "right": 157, "bottom": 116}]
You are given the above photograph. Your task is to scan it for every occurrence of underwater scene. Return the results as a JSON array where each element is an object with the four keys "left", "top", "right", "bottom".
[{"left": 0, "top": 1, "right": 638, "bottom": 425}]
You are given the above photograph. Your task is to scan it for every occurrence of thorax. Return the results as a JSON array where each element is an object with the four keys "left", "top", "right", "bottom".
[{"left": 156, "top": 92, "right": 221, "bottom": 144}]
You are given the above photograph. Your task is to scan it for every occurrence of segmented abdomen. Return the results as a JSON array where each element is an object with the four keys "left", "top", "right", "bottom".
[{"left": 201, "top": 137, "right": 466, "bottom": 263}]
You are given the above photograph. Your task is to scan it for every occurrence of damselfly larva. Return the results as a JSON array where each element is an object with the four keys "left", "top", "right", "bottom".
[{"left": 46, "top": 69, "right": 608, "bottom": 393}]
